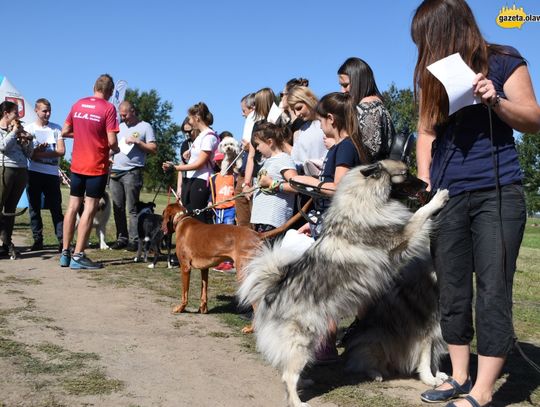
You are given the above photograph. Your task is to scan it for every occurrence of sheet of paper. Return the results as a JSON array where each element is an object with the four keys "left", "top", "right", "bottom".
[
  {"left": 34, "top": 129, "right": 56, "bottom": 144},
  {"left": 118, "top": 136, "right": 135, "bottom": 155},
  {"left": 242, "top": 111, "right": 256, "bottom": 143},
  {"left": 427, "top": 53, "right": 480, "bottom": 115},
  {"left": 267, "top": 102, "right": 283, "bottom": 124}
]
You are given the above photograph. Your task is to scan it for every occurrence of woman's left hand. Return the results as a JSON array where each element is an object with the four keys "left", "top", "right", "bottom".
[
  {"left": 473, "top": 73, "right": 497, "bottom": 107},
  {"left": 258, "top": 175, "right": 272, "bottom": 188}
]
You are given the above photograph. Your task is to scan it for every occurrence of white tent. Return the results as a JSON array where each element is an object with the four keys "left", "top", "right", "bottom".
[{"left": 0, "top": 75, "right": 37, "bottom": 124}]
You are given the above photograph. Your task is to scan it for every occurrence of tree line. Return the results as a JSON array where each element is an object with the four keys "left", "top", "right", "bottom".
[{"left": 59, "top": 85, "right": 539, "bottom": 215}]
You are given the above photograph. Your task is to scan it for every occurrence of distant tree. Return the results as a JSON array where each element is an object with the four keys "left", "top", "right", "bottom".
[
  {"left": 516, "top": 132, "right": 540, "bottom": 214},
  {"left": 124, "top": 89, "right": 183, "bottom": 191},
  {"left": 381, "top": 83, "right": 417, "bottom": 135},
  {"left": 381, "top": 83, "right": 418, "bottom": 173}
]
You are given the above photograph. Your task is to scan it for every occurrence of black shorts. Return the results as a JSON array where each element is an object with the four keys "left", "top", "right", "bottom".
[{"left": 70, "top": 173, "right": 108, "bottom": 198}]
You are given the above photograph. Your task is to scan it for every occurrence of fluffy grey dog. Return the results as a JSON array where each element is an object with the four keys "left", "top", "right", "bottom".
[
  {"left": 238, "top": 160, "right": 449, "bottom": 407},
  {"left": 341, "top": 252, "right": 448, "bottom": 386}
]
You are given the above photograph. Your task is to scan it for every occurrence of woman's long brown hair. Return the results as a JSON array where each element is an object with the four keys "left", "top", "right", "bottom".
[
  {"left": 316, "top": 92, "right": 370, "bottom": 164},
  {"left": 411, "top": 0, "right": 489, "bottom": 130}
]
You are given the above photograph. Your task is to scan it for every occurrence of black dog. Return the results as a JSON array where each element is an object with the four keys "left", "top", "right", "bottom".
[{"left": 133, "top": 201, "right": 164, "bottom": 268}]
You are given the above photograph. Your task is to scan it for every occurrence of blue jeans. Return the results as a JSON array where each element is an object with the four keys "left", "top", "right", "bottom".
[
  {"left": 27, "top": 170, "right": 63, "bottom": 243},
  {"left": 432, "top": 184, "right": 526, "bottom": 356},
  {"left": 110, "top": 168, "right": 143, "bottom": 243}
]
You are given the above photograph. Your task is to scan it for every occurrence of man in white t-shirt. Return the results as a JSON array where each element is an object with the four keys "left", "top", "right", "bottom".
[{"left": 24, "top": 98, "right": 66, "bottom": 251}]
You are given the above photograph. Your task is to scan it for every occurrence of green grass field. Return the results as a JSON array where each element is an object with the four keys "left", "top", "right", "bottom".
[{"left": 10, "top": 186, "right": 540, "bottom": 406}]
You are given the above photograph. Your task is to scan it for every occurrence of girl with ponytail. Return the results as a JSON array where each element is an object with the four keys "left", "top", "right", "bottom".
[
  {"left": 292, "top": 91, "right": 369, "bottom": 238},
  {"left": 162, "top": 102, "right": 218, "bottom": 223},
  {"left": 249, "top": 122, "right": 298, "bottom": 234}
]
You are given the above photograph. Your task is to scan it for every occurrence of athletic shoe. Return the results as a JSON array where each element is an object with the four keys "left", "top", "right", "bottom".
[
  {"left": 70, "top": 253, "right": 103, "bottom": 270},
  {"left": 212, "top": 262, "right": 236, "bottom": 273},
  {"left": 59, "top": 250, "right": 71, "bottom": 267}
]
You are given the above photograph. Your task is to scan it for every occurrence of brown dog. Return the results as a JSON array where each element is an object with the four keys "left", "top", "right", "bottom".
[{"left": 162, "top": 200, "right": 310, "bottom": 317}]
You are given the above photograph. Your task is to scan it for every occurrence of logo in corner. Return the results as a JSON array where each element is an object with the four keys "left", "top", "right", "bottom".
[{"left": 497, "top": 4, "right": 540, "bottom": 29}]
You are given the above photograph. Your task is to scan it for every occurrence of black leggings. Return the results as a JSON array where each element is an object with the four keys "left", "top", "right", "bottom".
[{"left": 181, "top": 177, "right": 211, "bottom": 223}]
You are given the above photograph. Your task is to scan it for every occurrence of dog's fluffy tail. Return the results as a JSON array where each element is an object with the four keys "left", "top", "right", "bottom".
[{"left": 237, "top": 243, "right": 300, "bottom": 308}]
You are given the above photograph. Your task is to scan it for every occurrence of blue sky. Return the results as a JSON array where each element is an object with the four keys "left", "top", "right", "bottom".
[{"left": 4, "top": 0, "right": 539, "bottom": 160}]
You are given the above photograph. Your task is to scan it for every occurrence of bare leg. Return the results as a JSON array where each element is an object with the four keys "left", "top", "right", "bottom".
[
  {"left": 432, "top": 344, "right": 470, "bottom": 391},
  {"left": 451, "top": 355, "right": 504, "bottom": 407},
  {"left": 74, "top": 197, "right": 99, "bottom": 254},
  {"left": 63, "top": 196, "right": 83, "bottom": 251}
]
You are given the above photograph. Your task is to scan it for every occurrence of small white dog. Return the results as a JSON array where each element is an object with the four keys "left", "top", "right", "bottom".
[{"left": 218, "top": 137, "right": 242, "bottom": 175}]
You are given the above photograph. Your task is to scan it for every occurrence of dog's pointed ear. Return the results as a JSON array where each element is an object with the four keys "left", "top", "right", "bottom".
[{"left": 360, "top": 163, "right": 382, "bottom": 178}]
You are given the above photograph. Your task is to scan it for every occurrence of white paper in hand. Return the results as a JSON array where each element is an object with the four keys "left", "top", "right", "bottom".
[
  {"left": 118, "top": 136, "right": 134, "bottom": 155},
  {"left": 242, "top": 111, "right": 256, "bottom": 143},
  {"left": 267, "top": 102, "right": 283, "bottom": 124},
  {"left": 279, "top": 229, "right": 314, "bottom": 260},
  {"left": 34, "top": 129, "right": 56, "bottom": 144},
  {"left": 427, "top": 53, "right": 480, "bottom": 116}
]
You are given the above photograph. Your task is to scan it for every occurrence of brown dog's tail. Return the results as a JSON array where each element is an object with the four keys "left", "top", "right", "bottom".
[{"left": 259, "top": 198, "right": 312, "bottom": 240}]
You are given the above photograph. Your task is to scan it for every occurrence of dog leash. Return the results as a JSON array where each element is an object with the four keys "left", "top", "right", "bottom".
[
  {"left": 222, "top": 149, "right": 244, "bottom": 174},
  {"left": 190, "top": 185, "right": 260, "bottom": 216}
]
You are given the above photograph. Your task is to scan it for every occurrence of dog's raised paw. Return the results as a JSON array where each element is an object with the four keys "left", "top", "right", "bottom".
[
  {"left": 433, "top": 371, "right": 449, "bottom": 386},
  {"left": 431, "top": 189, "right": 450, "bottom": 209}
]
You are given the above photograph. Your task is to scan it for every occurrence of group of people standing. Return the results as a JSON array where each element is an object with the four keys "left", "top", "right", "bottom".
[
  {"left": 1, "top": 1, "right": 539, "bottom": 406},
  {"left": 0, "top": 74, "right": 157, "bottom": 269}
]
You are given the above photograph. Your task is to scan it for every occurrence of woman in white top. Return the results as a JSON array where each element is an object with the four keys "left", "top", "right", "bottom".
[
  {"left": 286, "top": 86, "right": 327, "bottom": 175},
  {"left": 163, "top": 102, "right": 218, "bottom": 223}
]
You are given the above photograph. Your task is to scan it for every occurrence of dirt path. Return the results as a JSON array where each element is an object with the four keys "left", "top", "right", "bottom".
[
  {"left": 1, "top": 233, "right": 537, "bottom": 407},
  {"left": 0, "top": 234, "right": 339, "bottom": 407}
]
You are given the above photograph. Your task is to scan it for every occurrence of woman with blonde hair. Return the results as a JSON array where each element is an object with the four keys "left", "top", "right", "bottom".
[
  {"left": 286, "top": 86, "right": 327, "bottom": 174},
  {"left": 411, "top": 1, "right": 540, "bottom": 406}
]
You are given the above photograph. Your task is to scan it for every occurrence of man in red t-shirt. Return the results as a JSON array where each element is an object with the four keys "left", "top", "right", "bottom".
[{"left": 59, "top": 74, "right": 120, "bottom": 269}]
